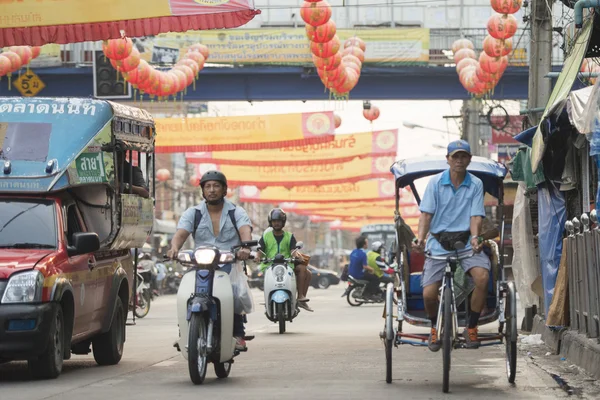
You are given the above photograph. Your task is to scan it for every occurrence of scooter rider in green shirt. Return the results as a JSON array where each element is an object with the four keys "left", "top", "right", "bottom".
[{"left": 258, "top": 208, "right": 313, "bottom": 312}]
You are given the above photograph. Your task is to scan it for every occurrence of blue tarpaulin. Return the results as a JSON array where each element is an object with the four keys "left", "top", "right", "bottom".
[{"left": 537, "top": 183, "right": 567, "bottom": 315}]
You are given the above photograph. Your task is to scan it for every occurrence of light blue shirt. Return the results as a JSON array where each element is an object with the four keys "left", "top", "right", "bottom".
[
  {"left": 177, "top": 199, "right": 252, "bottom": 251},
  {"left": 419, "top": 170, "right": 485, "bottom": 256}
]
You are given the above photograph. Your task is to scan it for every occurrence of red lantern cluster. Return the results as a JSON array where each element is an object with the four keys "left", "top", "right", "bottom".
[
  {"left": 451, "top": 0, "right": 520, "bottom": 97},
  {"left": 103, "top": 38, "right": 210, "bottom": 99},
  {"left": 0, "top": 46, "right": 43, "bottom": 86},
  {"left": 156, "top": 169, "right": 171, "bottom": 182},
  {"left": 302, "top": 1, "right": 366, "bottom": 97}
]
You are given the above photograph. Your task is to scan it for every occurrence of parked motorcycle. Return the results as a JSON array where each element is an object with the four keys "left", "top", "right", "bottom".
[
  {"left": 260, "top": 242, "right": 304, "bottom": 334},
  {"left": 175, "top": 241, "right": 257, "bottom": 385}
]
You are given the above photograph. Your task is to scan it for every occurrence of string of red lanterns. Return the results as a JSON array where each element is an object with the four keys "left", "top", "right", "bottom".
[
  {"left": 102, "top": 37, "right": 209, "bottom": 100},
  {"left": 301, "top": 1, "right": 366, "bottom": 98},
  {"left": 452, "top": 0, "right": 521, "bottom": 97},
  {"left": 0, "top": 45, "right": 43, "bottom": 89}
]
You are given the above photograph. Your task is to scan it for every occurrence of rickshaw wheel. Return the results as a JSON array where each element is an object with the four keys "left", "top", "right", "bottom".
[
  {"left": 384, "top": 283, "right": 395, "bottom": 384},
  {"left": 442, "top": 286, "right": 452, "bottom": 393},
  {"left": 505, "top": 282, "right": 518, "bottom": 383}
]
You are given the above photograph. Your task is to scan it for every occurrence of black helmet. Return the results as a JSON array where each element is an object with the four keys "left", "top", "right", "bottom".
[
  {"left": 199, "top": 170, "right": 227, "bottom": 188},
  {"left": 268, "top": 208, "right": 287, "bottom": 227}
]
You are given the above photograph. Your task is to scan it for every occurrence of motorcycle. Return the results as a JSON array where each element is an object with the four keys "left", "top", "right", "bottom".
[
  {"left": 163, "top": 264, "right": 185, "bottom": 294},
  {"left": 132, "top": 264, "right": 153, "bottom": 318},
  {"left": 175, "top": 241, "right": 257, "bottom": 385},
  {"left": 342, "top": 264, "right": 399, "bottom": 307},
  {"left": 260, "top": 242, "right": 304, "bottom": 334}
]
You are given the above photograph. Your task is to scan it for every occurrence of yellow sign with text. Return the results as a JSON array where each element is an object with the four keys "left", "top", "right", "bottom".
[
  {"left": 155, "top": 111, "right": 335, "bottom": 153},
  {"left": 239, "top": 179, "right": 396, "bottom": 203},
  {"left": 198, "top": 156, "right": 394, "bottom": 188},
  {"left": 185, "top": 130, "right": 398, "bottom": 166},
  {"left": 14, "top": 71, "right": 45, "bottom": 97},
  {"left": 0, "top": 0, "right": 254, "bottom": 28},
  {"left": 136, "top": 28, "right": 430, "bottom": 65}
]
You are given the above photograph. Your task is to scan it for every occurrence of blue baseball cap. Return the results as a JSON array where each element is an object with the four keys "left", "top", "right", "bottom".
[{"left": 447, "top": 140, "right": 472, "bottom": 156}]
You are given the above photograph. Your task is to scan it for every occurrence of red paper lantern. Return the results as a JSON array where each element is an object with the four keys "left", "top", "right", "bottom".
[
  {"left": 138, "top": 68, "right": 161, "bottom": 95},
  {"left": 157, "top": 72, "right": 177, "bottom": 97},
  {"left": 310, "top": 35, "right": 340, "bottom": 58},
  {"left": 185, "top": 52, "right": 206, "bottom": 71},
  {"left": 476, "top": 64, "right": 496, "bottom": 83},
  {"left": 31, "top": 46, "right": 42, "bottom": 59},
  {"left": 344, "top": 37, "right": 366, "bottom": 52},
  {"left": 490, "top": 0, "right": 522, "bottom": 15},
  {"left": 189, "top": 175, "right": 200, "bottom": 186},
  {"left": 102, "top": 38, "right": 133, "bottom": 61},
  {"left": 173, "top": 65, "right": 195, "bottom": 86},
  {"left": 305, "top": 20, "right": 336, "bottom": 43},
  {"left": 313, "top": 52, "right": 342, "bottom": 70},
  {"left": 487, "top": 14, "right": 518, "bottom": 40},
  {"left": 335, "top": 67, "right": 359, "bottom": 94},
  {"left": 342, "top": 54, "right": 362, "bottom": 69},
  {"left": 9, "top": 46, "right": 32, "bottom": 66},
  {"left": 453, "top": 48, "right": 476, "bottom": 63},
  {"left": 111, "top": 48, "right": 141, "bottom": 73},
  {"left": 363, "top": 105, "right": 380, "bottom": 121},
  {"left": 456, "top": 58, "right": 478, "bottom": 74},
  {"left": 300, "top": 0, "right": 332, "bottom": 27},
  {"left": 124, "top": 59, "right": 151, "bottom": 86},
  {"left": 479, "top": 53, "right": 509, "bottom": 74},
  {"left": 169, "top": 69, "right": 188, "bottom": 93},
  {"left": 342, "top": 46, "right": 365, "bottom": 63},
  {"left": 177, "top": 58, "right": 201, "bottom": 76},
  {"left": 483, "top": 36, "right": 513, "bottom": 58},
  {"left": 1, "top": 51, "right": 22, "bottom": 73},
  {"left": 334, "top": 113, "right": 342, "bottom": 128},
  {"left": 157, "top": 169, "right": 171, "bottom": 182},
  {"left": 0, "top": 55, "right": 11, "bottom": 77},
  {"left": 188, "top": 44, "right": 209, "bottom": 60},
  {"left": 452, "top": 38, "right": 474, "bottom": 53}
]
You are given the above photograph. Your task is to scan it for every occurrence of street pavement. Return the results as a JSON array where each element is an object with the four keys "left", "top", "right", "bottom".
[{"left": 0, "top": 286, "right": 590, "bottom": 399}]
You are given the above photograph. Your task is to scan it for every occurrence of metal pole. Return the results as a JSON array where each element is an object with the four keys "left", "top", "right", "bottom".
[{"left": 527, "top": 0, "right": 553, "bottom": 126}]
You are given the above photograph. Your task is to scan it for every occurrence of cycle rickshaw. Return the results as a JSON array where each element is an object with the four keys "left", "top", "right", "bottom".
[{"left": 381, "top": 156, "right": 518, "bottom": 393}]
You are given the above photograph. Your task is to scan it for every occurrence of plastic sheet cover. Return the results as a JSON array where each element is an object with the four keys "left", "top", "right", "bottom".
[
  {"left": 537, "top": 184, "right": 567, "bottom": 315},
  {"left": 511, "top": 183, "right": 540, "bottom": 309}
]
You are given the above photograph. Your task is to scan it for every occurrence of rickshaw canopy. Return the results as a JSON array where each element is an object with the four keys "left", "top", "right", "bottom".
[{"left": 390, "top": 156, "right": 507, "bottom": 199}]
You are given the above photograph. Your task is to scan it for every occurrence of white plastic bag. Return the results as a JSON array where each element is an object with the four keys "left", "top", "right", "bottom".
[{"left": 230, "top": 263, "right": 255, "bottom": 314}]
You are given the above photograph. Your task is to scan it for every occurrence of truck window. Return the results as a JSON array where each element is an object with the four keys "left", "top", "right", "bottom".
[
  {"left": 0, "top": 122, "right": 52, "bottom": 162},
  {"left": 0, "top": 199, "right": 57, "bottom": 249},
  {"left": 66, "top": 205, "right": 84, "bottom": 247}
]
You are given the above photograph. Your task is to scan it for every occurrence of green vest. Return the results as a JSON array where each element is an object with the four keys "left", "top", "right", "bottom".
[
  {"left": 367, "top": 250, "right": 384, "bottom": 278},
  {"left": 260, "top": 231, "right": 292, "bottom": 271}
]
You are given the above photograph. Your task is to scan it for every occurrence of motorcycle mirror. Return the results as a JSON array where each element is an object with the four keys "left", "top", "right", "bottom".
[{"left": 295, "top": 241, "right": 304, "bottom": 249}]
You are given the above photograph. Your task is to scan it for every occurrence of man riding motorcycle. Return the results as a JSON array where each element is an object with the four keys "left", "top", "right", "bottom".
[
  {"left": 366, "top": 241, "right": 395, "bottom": 286},
  {"left": 258, "top": 208, "right": 313, "bottom": 312},
  {"left": 167, "top": 170, "right": 253, "bottom": 350}
]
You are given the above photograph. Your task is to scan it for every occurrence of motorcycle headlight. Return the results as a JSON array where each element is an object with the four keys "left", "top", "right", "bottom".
[
  {"left": 273, "top": 265, "right": 286, "bottom": 279},
  {"left": 194, "top": 249, "right": 217, "bottom": 265},
  {"left": 1, "top": 270, "right": 44, "bottom": 304}
]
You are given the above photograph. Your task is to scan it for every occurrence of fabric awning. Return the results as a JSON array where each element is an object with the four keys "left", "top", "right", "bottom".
[
  {"left": 531, "top": 18, "right": 593, "bottom": 173},
  {"left": 0, "top": 0, "right": 260, "bottom": 47}
]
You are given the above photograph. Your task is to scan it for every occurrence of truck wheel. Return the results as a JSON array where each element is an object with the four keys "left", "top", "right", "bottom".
[
  {"left": 29, "top": 305, "right": 64, "bottom": 379},
  {"left": 93, "top": 297, "right": 125, "bottom": 365}
]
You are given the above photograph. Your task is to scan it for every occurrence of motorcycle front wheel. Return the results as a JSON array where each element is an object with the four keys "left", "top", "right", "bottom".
[
  {"left": 134, "top": 289, "right": 151, "bottom": 319},
  {"left": 277, "top": 303, "right": 286, "bottom": 334},
  {"left": 188, "top": 314, "right": 208, "bottom": 385}
]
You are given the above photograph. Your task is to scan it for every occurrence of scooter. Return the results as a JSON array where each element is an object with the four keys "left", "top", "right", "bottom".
[
  {"left": 132, "top": 265, "right": 152, "bottom": 318},
  {"left": 175, "top": 241, "right": 257, "bottom": 385},
  {"left": 261, "top": 242, "right": 304, "bottom": 334}
]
